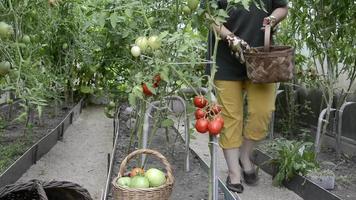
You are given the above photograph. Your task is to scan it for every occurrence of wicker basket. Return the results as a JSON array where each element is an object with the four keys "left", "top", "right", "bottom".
[
  {"left": 112, "top": 149, "right": 174, "bottom": 200},
  {"left": 244, "top": 25, "right": 295, "bottom": 83},
  {"left": 0, "top": 180, "right": 93, "bottom": 200}
]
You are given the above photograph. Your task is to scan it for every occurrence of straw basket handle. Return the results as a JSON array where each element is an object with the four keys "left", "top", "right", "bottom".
[
  {"left": 264, "top": 24, "right": 271, "bottom": 52},
  {"left": 118, "top": 149, "right": 175, "bottom": 184}
]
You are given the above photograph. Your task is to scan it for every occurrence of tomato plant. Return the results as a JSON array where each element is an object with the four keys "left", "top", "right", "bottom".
[
  {"left": 142, "top": 83, "right": 153, "bottom": 96},
  {"left": 195, "top": 108, "right": 206, "bottom": 119},
  {"left": 209, "top": 104, "right": 222, "bottom": 115},
  {"left": 194, "top": 96, "right": 208, "bottom": 108},
  {"left": 195, "top": 118, "right": 209, "bottom": 134},
  {"left": 214, "top": 115, "right": 224, "bottom": 127},
  {"left": 208, "top": 119, "right": 223, "bottom": 136}
]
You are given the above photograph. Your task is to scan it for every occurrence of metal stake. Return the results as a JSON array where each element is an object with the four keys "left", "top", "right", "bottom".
[
  {"left": 315, "top": 108, "right": 336, "bottom": 154},
  {"left": 210, "top": 135, "right": 219, "bottom": 200},
  {"left": 336, "top": 102, "right": 356, "bottom": 157}
]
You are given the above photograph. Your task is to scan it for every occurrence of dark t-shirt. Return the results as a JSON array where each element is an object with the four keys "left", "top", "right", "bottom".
[{"left": 206, "top": 0, "right": 288, "bottom": 80}]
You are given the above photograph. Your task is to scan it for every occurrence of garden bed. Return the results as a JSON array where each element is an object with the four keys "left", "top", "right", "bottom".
[
  {"left": 318, "top": 147, "right": 356, "bottom": 200},
  {"left": 255, "top": 139, "right": 356, "bottom": 200},
  {"left": 104, "top": 104, "right": 226, "bottom": 200},
  {"left": 0, "top": 99, "right": 83, "bottom": 188}
]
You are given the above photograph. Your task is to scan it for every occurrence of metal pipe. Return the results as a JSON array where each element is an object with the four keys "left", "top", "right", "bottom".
[
  {"left": 209, "top": 135, "right": 219, "bottom": 200},
  {"left": 315, "top": 108, "right": 336, "bottom": 154},
  {"left": 141, "top": 101, "right": 158, "bottom": 166},
  {"left": 337, "top": 102, "right": 356, "bottom": 157},
  {"left": 179, "top": 87, "right": 209, "bottom": 96}
]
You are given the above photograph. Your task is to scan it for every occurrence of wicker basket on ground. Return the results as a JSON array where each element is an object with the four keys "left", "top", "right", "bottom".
[
  {"left": 0, "top": 179, "right": 93, "bottom": 200},
  {"left": 112, "top": 149, "right": 174, "bottom": 200},
  {"left": 244, "top": 25, "right": 295, "bottom": 83}
]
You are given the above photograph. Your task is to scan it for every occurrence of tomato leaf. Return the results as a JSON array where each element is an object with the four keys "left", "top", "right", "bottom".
[
  {"left": 110, "top": 12, "right": 118, "bottom": 28},
  {"left": 161, "top": 119, "right": 174, "bottom": 128}
]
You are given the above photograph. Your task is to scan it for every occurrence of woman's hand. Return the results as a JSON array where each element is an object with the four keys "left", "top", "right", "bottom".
[
  {"left": 263, "top": 16, "right": 277, "bottom": 27},
  {"left": 226, "top": 34, "right": 250, "bottom": 63}
]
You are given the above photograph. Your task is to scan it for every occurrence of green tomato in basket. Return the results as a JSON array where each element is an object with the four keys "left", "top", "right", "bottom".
[
  {"left": 130, "top": 176, "right": 150, "bottom": 188},
  {"left": 117, "top": 177, "right": 131, "bottom": 188},
  {"left": 145, "top": 168, "right": 166, "bottom": 187}
]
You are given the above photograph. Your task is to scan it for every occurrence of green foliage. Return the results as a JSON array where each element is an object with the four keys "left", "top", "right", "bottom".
[
  {"left": 0, "top": 134, "right": 33, "bottom": 174},
  {"left": 277, "top": 0, "right": 356, "bottom": 155},
  {"left": 270, "top": 138, "right": 318, "bottom": 186}
]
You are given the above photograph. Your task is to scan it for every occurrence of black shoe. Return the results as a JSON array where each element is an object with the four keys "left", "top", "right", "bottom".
[
  {"left": 226, "top": 176, "right": 244, "bottom": 193},
  {"left": 243, "top": 170, "right": 258, "bottom": 185},
  {"left": 239, "top": 159, "right": 259, "bottom": 185}
]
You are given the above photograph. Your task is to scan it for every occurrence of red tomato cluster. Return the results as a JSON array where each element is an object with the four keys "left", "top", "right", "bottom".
[
  {"left": 193, "top": 95, "right": 224, "bottom": 135},
  {"left": 142, "top": 74, "right": 161, "bottom": 96}
]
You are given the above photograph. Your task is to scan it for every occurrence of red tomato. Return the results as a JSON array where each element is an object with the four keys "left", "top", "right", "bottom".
[
  {"left": 193, "top": 96, "right": 208, "bottom": 108},
  {"left": 130, "top": 167, "right": 145, "bottom": 177},
  {"left": 142, "top": 83, "right": 153, "bottom": 96},
  {"left": 195, "top": 108, "right": 206, "bottom": 119},
  {"left": 210, "top": 104, "right": 222, "bottom": 115},
  {"left": 153, "top": 74, "right": 161, "bottom": 88},
  {"left": 208, "top": 119, "right": 223, "bottom": 135},
  {"left": 195, "top": 118, "right": 209, "bottom": 133},
  {"left": 214, "top": 115, "right": 224, "bottom": 127}
]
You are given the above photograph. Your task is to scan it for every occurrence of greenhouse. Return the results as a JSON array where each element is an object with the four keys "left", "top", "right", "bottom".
[{"left": 0, "top": 0, "right": 355, "bottom": 200}]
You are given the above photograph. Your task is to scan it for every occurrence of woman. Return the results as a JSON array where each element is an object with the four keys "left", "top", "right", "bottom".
[{"left": 207, "top": 0, "right": 288, "bottom": 193}]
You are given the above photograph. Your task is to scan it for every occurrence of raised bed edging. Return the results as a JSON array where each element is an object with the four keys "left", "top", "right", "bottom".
[
  {"left": 0, "top": 98, "right": 85, "bottom": 188},
  {"left": 252, "top": 148, "right": 342, "bottom": 200}
]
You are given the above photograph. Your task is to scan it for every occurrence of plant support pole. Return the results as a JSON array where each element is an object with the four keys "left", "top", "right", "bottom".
[
  {"left": 315, "top": 108, "right": 336, "bottom": 154},
  {"left": 336, "top": 102, "right": 356, "bottom": 157}
]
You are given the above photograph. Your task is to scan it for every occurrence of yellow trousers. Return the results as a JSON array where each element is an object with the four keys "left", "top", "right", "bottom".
[{"left": 215, "top": 80, "right": 276, "bottom": 149}]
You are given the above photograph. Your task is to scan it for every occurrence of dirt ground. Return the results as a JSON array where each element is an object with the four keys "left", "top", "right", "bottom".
[
  {"left": 18, "top": 106, "right": 113, "bottom": 200},
  {"left": 106, "top": 105, "right": 224, "bottom": 200},
  {"left": 318, "top": 147, "right": 356, "bottom": 200},
  {"left": 0, "top": 102, "right": 72, "bottom": 174}
]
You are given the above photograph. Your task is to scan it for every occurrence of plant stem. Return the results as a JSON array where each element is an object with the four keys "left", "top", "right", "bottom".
[{"left": 139, "top": 0, "right": 151, "bottom": 30}]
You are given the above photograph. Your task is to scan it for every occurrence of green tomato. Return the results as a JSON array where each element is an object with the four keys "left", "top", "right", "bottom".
[
  {"left": 148, "top": 17, "right": 155, "bottom": 24},
  {"left": 7, "top": 99, "right": 13, "bottom": 104},
  {"left": 129, "top": 176, "right": 150, "bottom": 189},
  {"left": 0, "top": 61, "right": 11, "bottom": 76},
  {"left": 131, "top": 46, "right": 141, "bottom": 57},
  {"left": 116, "top": 177, "right": 131, "bottom": 188},
  {"left": 135, "top": 36, "right": 148, "bottom": 51},
  {"left": 182, "top": 6, "right": 191, "bottom": 15},
  {"left": 148, "top": 36, "right": 161, "bottom": 50},
  {"left": 0, "top": 22, "right": 13, "bottom": 38},
  {"left": 108, "top": 101, "right": 116, "bottom": 109},
  {"left": 145, "top": 168, "right": 166, "bottom": 187},
  {"left": 22, "top": 35, "right": 31, "bottom": 44},
  {"left": 62, "top": 43, "right": 68, "bottom": 49},
  {"left": 187, "top": 0, "right": 199, "bottom": 11}
]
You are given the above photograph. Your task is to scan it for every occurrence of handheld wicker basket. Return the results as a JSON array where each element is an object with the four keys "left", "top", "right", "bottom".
[
  {"left": 244, "top": 25, "right": 295, "bottom": 83},
  {"left": 112, "top": 149, "right": 174, "bottom": 200},
  {"left": 0, "top": 180, "right": 93, "bottom": 200}
]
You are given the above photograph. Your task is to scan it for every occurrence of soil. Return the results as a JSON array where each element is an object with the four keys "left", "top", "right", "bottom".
[
  {"left": 0, "top": 101, "right": 73, "bottom": 174},
  {"left": 106, "top": 104, "right": 225, "bottom": 200},
  {"left": 318, "top": 147, "right": 356, "bottom": 200}
]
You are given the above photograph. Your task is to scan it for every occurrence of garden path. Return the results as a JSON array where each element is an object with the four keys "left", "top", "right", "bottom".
[
  {"left": 175, "top": 117, "right": 303, "bottom": 200},
  {"left": 18, "top": 106, "right": 113, "bottom": 200}
]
